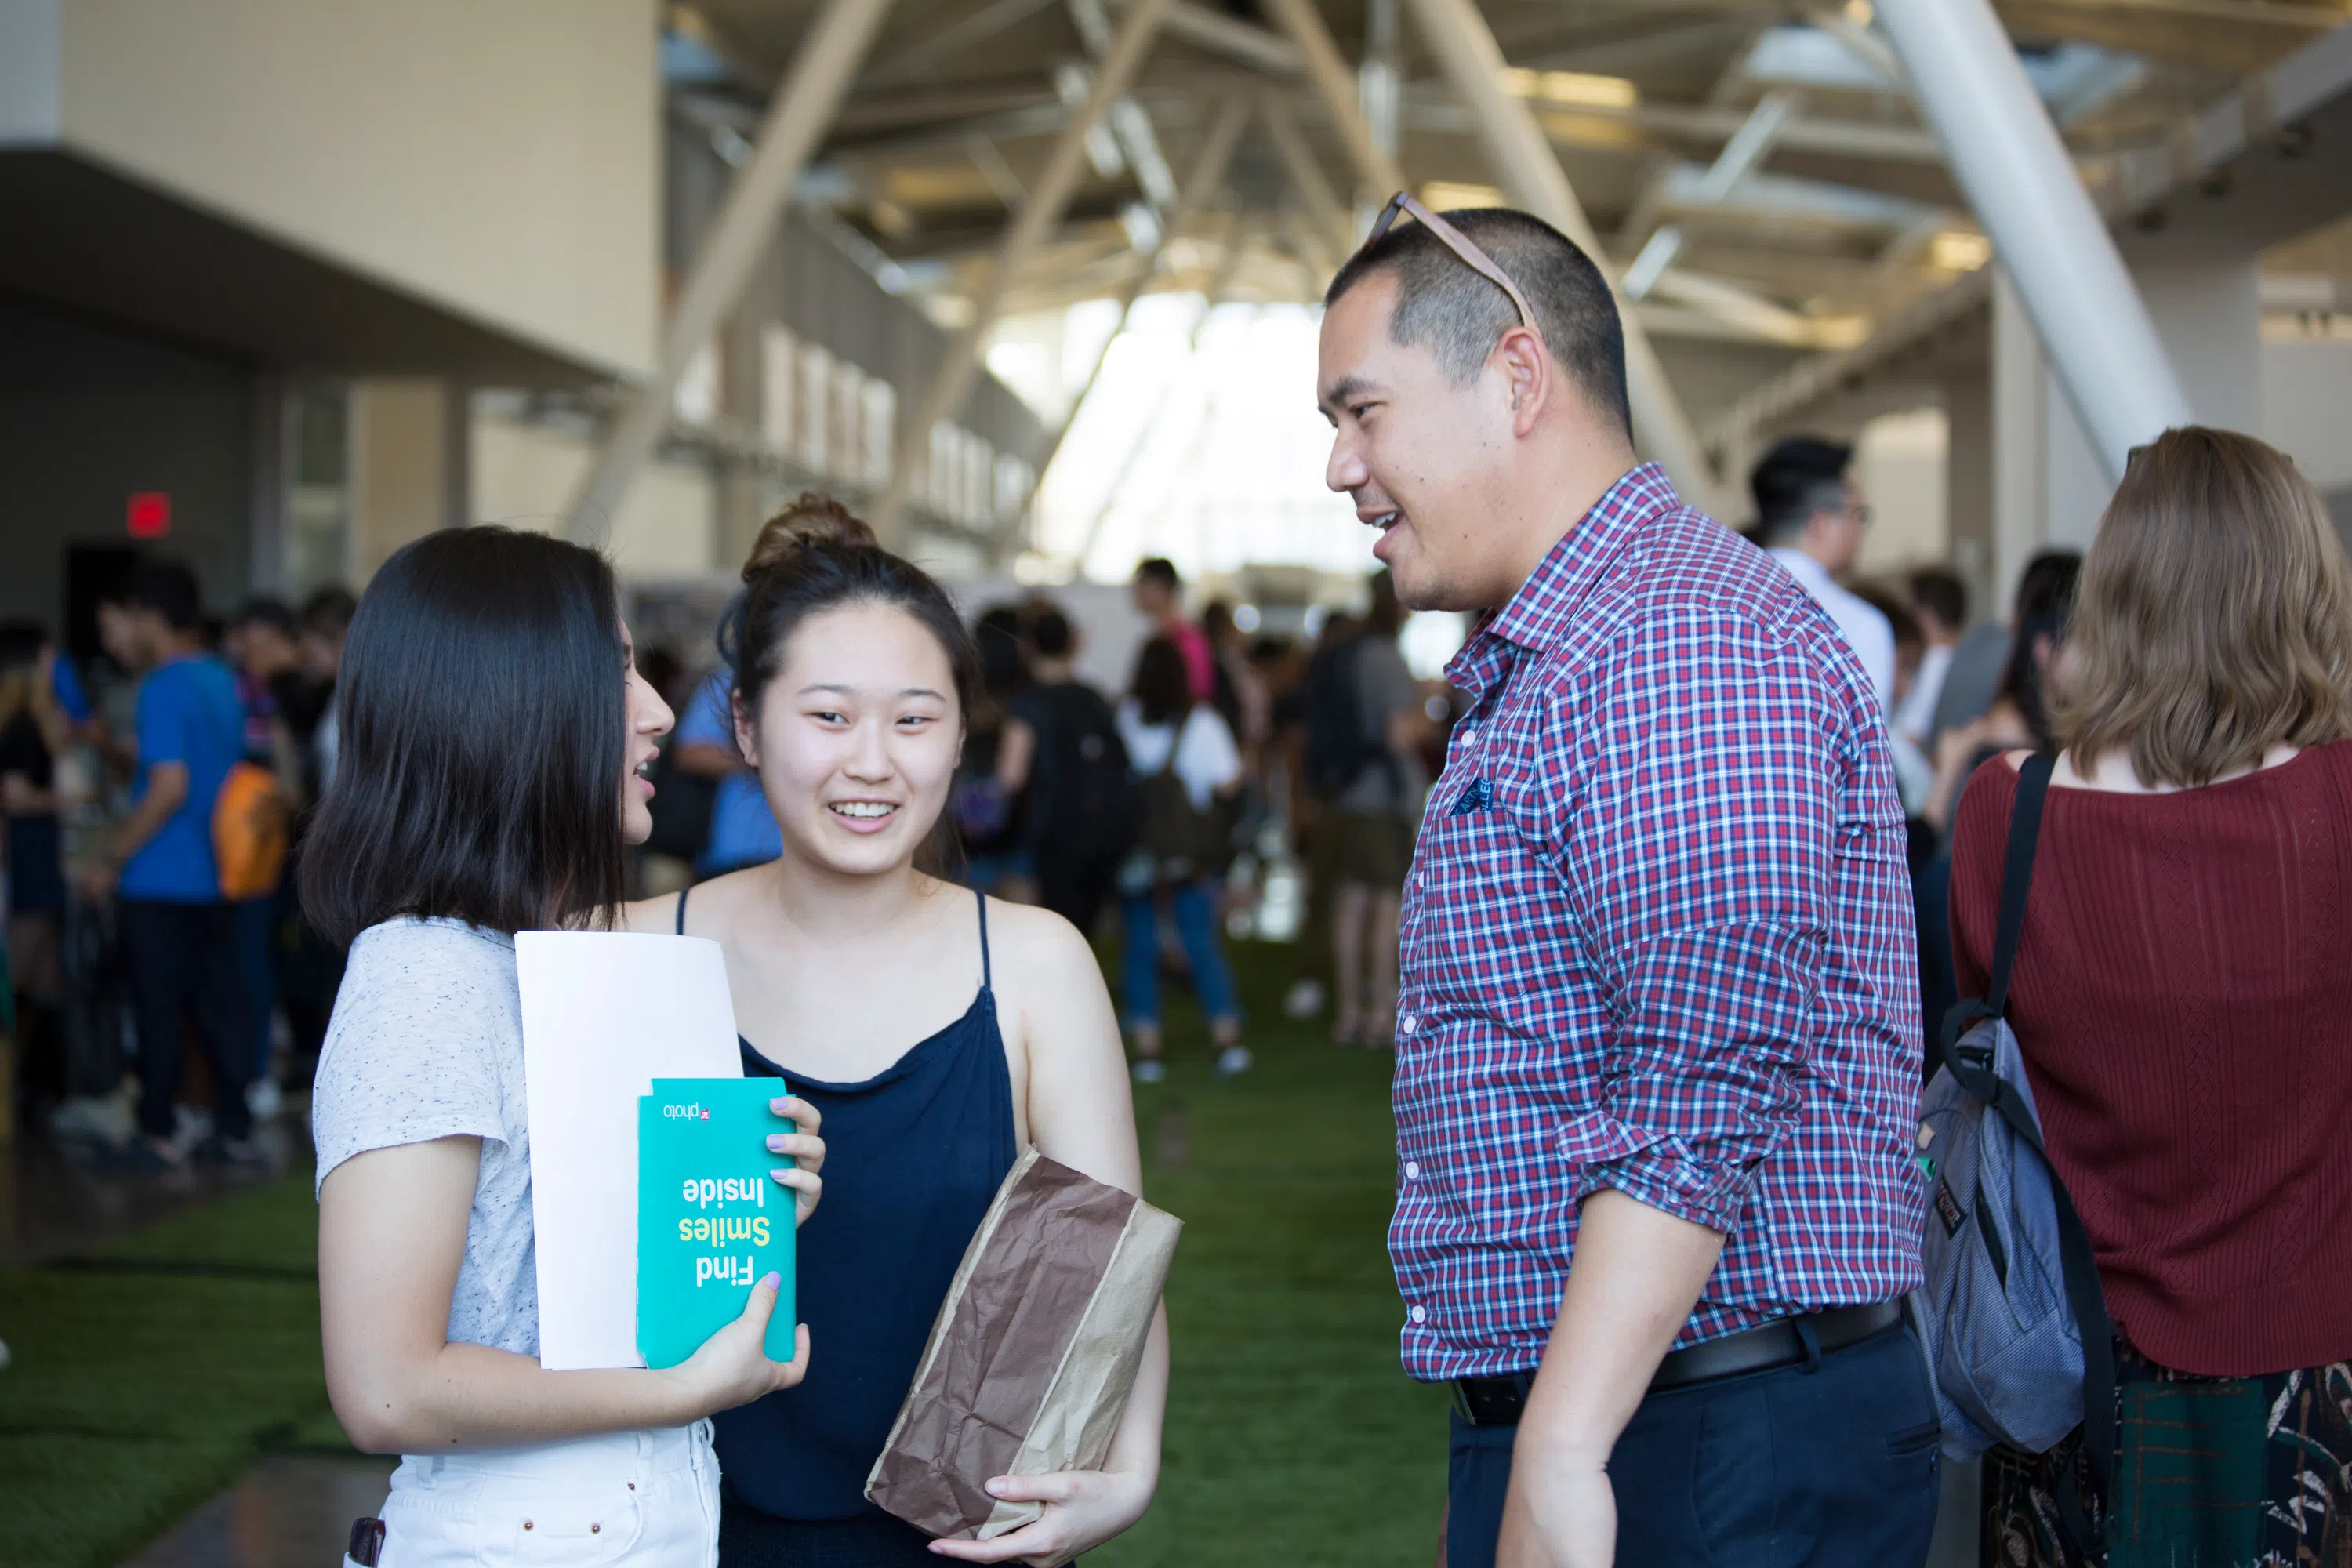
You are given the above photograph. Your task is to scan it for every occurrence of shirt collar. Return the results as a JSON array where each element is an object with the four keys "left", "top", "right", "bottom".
[
  {"left": 1769, "top": 546, "right": 1836, "bottom": 596},
  {"left": 1445, "top": 463, "right": 1683, "bottom": 696}
]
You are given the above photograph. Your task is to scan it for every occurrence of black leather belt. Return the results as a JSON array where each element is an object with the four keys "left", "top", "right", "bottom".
[{"left": 1449, "top": 1300, "right": 1906, "bottom": 1428}]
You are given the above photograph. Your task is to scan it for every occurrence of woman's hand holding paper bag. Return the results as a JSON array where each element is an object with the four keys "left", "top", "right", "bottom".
[{"left": 927, "top": 1460, "right": 1160, "bottom": 1567}]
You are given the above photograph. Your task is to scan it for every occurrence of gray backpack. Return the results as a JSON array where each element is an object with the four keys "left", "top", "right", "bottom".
[{"left": 1911, "top": 753, "right": 2114, "bottom": 1553}]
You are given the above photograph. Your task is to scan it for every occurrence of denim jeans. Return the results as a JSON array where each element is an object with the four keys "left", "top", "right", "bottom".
[{"left": 1119, "top": 880, "right": 1239, "bottom": 1029}]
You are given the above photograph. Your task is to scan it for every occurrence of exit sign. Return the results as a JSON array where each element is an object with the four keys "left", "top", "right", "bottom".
[{"left": 126, "top": 492, "right": 171, "bottom": 539}]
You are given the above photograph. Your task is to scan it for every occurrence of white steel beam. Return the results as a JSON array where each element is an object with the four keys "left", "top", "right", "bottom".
[
  {"left": 991, "top": 96, "right": 1251, "bottom": 560},
  {"left": 1261, "top": 96, "right": 1354, "bottom": 258},
  {"left": 1877, "top": 0, "right": 2191, "bottom": 478},
  {"left": 1260, "top": 0, "right": 1409, "bottom": 201},
  {"left": 563, "top": 0, "right": 896, "bottom": 543},
  {"left": 869, "top": 0, "right": 1177, "bottom": 544},
  {"left": 1399, "top": 0, "right": 1727, "bottom": 515}
]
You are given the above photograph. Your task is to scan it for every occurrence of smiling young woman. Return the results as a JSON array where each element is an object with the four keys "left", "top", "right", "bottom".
[{"left": 626, "top": 500, "right": 1167, "bottom": 1568}]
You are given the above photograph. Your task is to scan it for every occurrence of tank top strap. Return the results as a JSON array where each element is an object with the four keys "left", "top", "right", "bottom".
[
  {"left": 975, "top": 885, "right": 993, "bottom": 993},
  {"left": 674, "top": 887, "right": 689, "bottom": 936}
]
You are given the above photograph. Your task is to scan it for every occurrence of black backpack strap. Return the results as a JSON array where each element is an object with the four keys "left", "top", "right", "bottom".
[{"left": 1936, "top": 752, "right": 2117, "bottom": 1559}]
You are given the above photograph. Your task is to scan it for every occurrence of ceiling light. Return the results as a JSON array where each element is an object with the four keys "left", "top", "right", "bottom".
[
  {"left": 1931, "top": 230, "right": 1992, "bottom": 271},
  {"left": 1499, "top": 68, "right": 1638, "bottom": 109}
]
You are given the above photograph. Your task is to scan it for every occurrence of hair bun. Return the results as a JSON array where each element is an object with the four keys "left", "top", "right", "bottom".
[{"left": 742, "top": 492, "right": 877, "bottom": 583}]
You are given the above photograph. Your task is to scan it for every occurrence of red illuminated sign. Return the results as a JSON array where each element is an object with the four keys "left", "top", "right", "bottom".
[{"left": 127, "top": 492, "right": 172, "bottom": 539}]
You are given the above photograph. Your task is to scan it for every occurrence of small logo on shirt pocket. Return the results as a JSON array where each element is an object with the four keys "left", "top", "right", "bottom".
[{"left": 1448, "top": 778, "right": 1491, "bottom": 817}]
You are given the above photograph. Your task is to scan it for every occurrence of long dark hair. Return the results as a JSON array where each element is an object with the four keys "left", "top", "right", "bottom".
[
  {"left": 300, "top": 527, "right": 629, "bottom": 943},
  {"left": 2000, "top": 550, "right": 2082, "bottom": 749}
]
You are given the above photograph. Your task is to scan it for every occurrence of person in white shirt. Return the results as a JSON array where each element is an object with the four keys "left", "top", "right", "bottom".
[{"left": 1750, "top": 436, "right": 1896, "bottom": 712}]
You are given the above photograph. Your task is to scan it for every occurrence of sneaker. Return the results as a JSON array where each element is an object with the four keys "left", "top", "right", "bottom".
[
  {"left": 1131, "top": 1058, "right": 1168, "bottom": 1086},
  {"left": 247, "top": 1078, "right": 284, "bottom": 1123},
  {"left": 1213, "top": 1045, "right": 1254, "bottom": 1080},
  {"left": 1282, "top": 979, "right": 1326, "bottom": 1020}
]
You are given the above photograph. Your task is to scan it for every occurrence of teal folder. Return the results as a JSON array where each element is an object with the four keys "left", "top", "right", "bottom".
[{"left": 637, "top": 1077, "right": 797, "bottom": 1370}]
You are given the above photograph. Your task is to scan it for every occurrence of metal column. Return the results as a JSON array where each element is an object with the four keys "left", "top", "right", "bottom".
[
  {"left": 562, "top": 0, "right": 897, "bottom": 543},
  {"left": 1876, "top": 0, "right": 2191, "bottom": 478},
  {"left": 869, "top": 0, "right": 1178, "bottom": 545},
  {"left": 991, "top": 95, "right": 1250, "bottom": 561},
  {"left": 1398, "top": 0, "right": 1726, "bottom": 517}
]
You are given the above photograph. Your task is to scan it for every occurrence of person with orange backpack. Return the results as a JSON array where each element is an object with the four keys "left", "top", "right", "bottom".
[{"left": 74, "top": 560, "right": 260, "bottom": 1169}]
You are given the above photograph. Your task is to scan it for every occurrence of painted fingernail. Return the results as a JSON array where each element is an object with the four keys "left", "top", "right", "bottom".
[
  {"left": 985, "top": 1479, "right": 1008, "bottom": 1497},
  {"left": 760, "top": 1272, "right": 781, "bottom": 1291},
  {"left": 766, "top": 1134, "right": 786, "bottom": 1151}
]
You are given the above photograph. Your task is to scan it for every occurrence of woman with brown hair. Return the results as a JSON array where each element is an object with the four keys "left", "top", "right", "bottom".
[{"left": 1948, "top": 427, "right": 2352, "bottom": 1566}]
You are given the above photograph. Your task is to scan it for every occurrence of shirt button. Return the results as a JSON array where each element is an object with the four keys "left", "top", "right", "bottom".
[
  {"left": 1410, "top": 1305, "right": 1428, "bottom": 1324},
  {"left": 1404, "top": 1160, "right": 1420, "bottom": 1180},
  {"left": 1402, "top": 1015, "right": 1417, "bottom": 1033}
]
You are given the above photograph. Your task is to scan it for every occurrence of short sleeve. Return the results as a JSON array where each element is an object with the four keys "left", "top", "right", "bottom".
[
  {"left": 310, "top": 923, "right": 519, "bottom": 1196},
  {"left": 673, "top": 669, "right": 736, "bottom": 750},
  {"left": 136, "top": 668, "right": 190, "bottom": 771}
]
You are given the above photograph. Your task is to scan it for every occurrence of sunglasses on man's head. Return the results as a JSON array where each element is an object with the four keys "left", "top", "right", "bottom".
[{"left": 1357, "top": 191, "right": 1541, "bottom": 339}]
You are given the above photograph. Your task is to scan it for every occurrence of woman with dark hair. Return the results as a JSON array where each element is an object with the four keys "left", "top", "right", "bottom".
[
  {"left": 1951, "top": 429, "right": 2352, "bottom": 1563},
  {"left": 307, "top": 527, "right": 824, "bottom": 1567},
  {"left": 627, "top": 505, "right": 1167, "bottom": 1566},
  {"left": 1116, "top": 636, "right": 1247, "bottom": 1083},
  {"left": 0, "top": 622, "right": 72, "bottom": 1083},
  {"left": 1923, "top": 553, "right": 2081, "bottom": 832}
]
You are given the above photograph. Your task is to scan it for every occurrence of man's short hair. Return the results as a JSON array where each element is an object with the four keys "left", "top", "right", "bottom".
[
  {"left": 1749, "top": 437, "right": 1853, "bottom": 547},
  {"left": 1029, "top": 607, "right": 1073, "bottom": 658},
  {"left": 1324, "top": 207, "right": 1631, "bottom": 438},
  {"left": 1907, "top": 568, "right": 1967, "bottom": 634},
  {"left": 122, "top": 560, "right": 203, "bottom": 633},
  {"left": 1134, "top": 557, "right": 1179, "bottom": 593},
  {"left": 301, "top": 586, "right": 358, "bottom": 637}
]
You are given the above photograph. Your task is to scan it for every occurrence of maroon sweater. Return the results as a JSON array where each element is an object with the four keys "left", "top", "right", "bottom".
[{"left": 1951, "top": 742, "right": 2352, "bottom": 1377}]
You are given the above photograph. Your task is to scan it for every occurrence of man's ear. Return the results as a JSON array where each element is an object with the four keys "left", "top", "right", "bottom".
[{"left": 1494, "top": 325, "right": 1549, "bottom": 438}]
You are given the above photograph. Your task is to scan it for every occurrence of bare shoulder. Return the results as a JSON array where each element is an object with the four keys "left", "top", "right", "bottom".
[
  {"left": 619, "top": 891, "right": 682, "bottom": 935},
  {"left": 984, "top": 897, "right": 1103, "bottom": 987}
]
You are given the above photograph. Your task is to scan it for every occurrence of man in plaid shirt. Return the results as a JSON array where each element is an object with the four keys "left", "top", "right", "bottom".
[{"left": 1316, "top": 200, "right": 1935, "bottom": 1567}]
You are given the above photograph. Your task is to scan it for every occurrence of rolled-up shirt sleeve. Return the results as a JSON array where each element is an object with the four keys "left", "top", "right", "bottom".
[{"left": 1554, "top": 618, "right": 1838, "bottom": 1234}]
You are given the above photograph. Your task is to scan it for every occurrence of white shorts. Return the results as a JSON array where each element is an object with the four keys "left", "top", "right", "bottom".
[{"left": 361, "top": 1421, "right": 719, "bottom": 1568}]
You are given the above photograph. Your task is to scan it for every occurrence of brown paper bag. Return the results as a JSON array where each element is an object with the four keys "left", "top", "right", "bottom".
[{"left": 866, "top": 1147, "right": 1181, "bottom": 1541}]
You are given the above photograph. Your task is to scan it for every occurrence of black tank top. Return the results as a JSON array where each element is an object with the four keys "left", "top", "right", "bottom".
[{"left": 676, "top": 886, "right": 1019, "bottom": 1526}]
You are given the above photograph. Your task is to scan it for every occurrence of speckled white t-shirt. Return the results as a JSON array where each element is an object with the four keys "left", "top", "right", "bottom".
[{"left": 311, "top": 917, "right": 540, "bottom": 1358}]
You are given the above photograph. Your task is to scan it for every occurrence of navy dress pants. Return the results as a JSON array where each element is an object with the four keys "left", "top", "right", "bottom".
[{"left": 1446, "top": 1321, "right": 1942, "bottom": 1568}]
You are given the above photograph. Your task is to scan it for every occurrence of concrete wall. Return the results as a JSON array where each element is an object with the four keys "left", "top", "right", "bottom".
[
  {"left": 473, "top": 413, "right": 717, "bottom": 581},
  {"left": 16, "top": 0, "right": 659, "bottom": 379},
  {"left": 0, "top": 299, "right": 252, "bottom": 630}
]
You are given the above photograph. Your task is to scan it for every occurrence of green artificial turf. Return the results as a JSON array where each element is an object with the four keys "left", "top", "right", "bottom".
[
  {"left": 0, "top": 1169, "right": 339, "bottom": 1568},
  {"left": 0, "top": 939, "right": 1443, "bottom": 1567},
  {"left": 1096, "top": 941, "right": 1450, "bottom": 1568}
]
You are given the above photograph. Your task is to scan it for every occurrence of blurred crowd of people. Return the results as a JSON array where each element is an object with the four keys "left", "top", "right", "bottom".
[
  {"left": 624, "top": 548, "right": 1450, "bottom": 1089},
  {"left": 1, "top": 564, "right": 352, "bottom": 1166}
]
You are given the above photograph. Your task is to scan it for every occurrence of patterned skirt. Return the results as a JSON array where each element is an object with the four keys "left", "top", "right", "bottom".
[{"left": 1985, "top": 1343, "right": 2352, "bottom": 1567}]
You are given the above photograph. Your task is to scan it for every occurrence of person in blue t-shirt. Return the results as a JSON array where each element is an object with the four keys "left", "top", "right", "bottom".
[
  {"left": 671, "top": 662, "right": 782, "bottom": 877},
  {"left": 80, "top": 560, "right": 256, "bottom": 1167}
]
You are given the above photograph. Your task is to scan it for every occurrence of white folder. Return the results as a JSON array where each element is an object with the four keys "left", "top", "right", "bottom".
[{"left": 517, "top": 931, "right": 744, "bottom": 1370}]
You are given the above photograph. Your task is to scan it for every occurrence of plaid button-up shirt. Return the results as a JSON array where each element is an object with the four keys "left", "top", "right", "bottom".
[{"left": 1391, "top": 463, "right": 1923, "bottom": 1381}]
